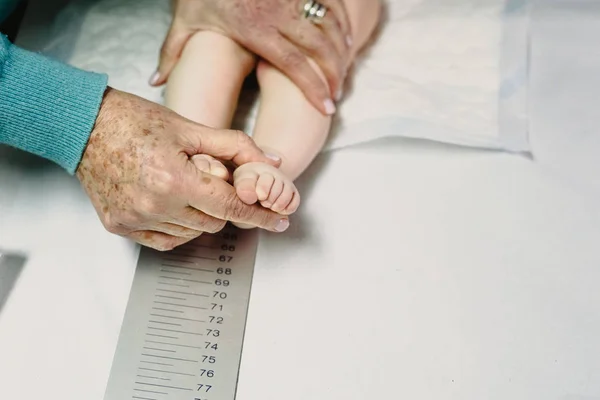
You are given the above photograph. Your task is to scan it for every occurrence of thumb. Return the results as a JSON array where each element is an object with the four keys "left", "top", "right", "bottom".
[
  {"left": 180, "top": 124, "right": 282, "bottom": 168},
  {"left": 150, "top": 23, "right": 193, "bottom": 86}
]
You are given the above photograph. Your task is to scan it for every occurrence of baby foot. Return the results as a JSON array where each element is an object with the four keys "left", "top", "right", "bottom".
[
  {"left": 190, "top": 154, "right": 229, "bottom": 181},
  {"left": 233, "top": 162, "right": 300, "bottom": 215}
]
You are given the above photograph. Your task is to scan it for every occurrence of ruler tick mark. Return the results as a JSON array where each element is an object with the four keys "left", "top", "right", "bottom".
[
  {"left": 150, "top": 314, "right": 206, "bottom": 323},
  {"left": 157, "top": 282, "right": 190, "bottom": 288},
  {"left": 155, "top": 294, "right": 187, "bottom": 301},
  {"left": 145, "top": 340, "right": 204, "bottom": 350},
  {"left": 148, "top": 326, "right": 203, "bottom": 336},
  {"left": 157, "top": 288, "right": 209, "bottom": 297},
  {"left": 154, "top": 301, "right": 207, "bottom": 310},
  {"left": 151, "top": 307, "right": 184, "bottom": 313},
  {"left": 160, "top": 263, "right": 213, "bottom": 273},
  {"left": 139, "top": 367, "right": 195, "bottom": 377},
  {"left": 162, "top": 258, "right": 195, "bottom": 264},
  {"left": 158, "top": 276, "right": 212, "bottom": 285},
  {"left": 135, "top": 382, "right": 193, "bottom": 392},
  {"left": 142, "top": 346, "right": 176, "bottom": 353},
  {"left": 182, "top": 243, "right": 217, "bottom": 250},
  {"left": 169, "top": 251, "right": 216, "bottom": 262},
  {"left": 136, "top": 374, "right": 171, "bottom": 381},
  {"left": 140, "top": 361, "right": 174, "bottom": 367},
  {"left": 133, "top": 388, "right": 168, "bottom": 395},
  {"left": 146, "top": 333, "right": 179, "bottom": 340},
  {"left": 148, "top": 320, "right": 182, "bottom": 327},
  {"left": 159, "top": 269, "right": 192, "bottom": 275},
  {"left": 141, "top": 354, "right": 198, "bottom": 363}
]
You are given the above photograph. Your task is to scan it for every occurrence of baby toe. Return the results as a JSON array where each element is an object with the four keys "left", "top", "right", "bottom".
[
  {"left": 283, "top": 189, "right": 301, "bottom": 215},
  {"left": 256, "top": 174, "right": 275, "bottom": 202},
  {"left": 263, "top": 178, "right": 284, "bottom": 208},
  {"left": 272, "top": 182, "right": 295, "bottom": 213},
  {"left": 234, "top": 174, "right": 259, "bottom": 205}
]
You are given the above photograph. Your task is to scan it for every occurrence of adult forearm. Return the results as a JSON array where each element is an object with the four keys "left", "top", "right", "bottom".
[{"left": 0, "top": 34, "right": 108, "bottom": 174}]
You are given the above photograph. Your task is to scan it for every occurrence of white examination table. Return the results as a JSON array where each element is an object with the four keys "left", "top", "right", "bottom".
[{"left": 1, "top": 1, "right": 599, "bottom": 399}]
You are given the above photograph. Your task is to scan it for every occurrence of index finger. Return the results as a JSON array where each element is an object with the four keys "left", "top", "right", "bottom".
[{"left": 183, "top": 164, "right": 290, "bottom": 232}]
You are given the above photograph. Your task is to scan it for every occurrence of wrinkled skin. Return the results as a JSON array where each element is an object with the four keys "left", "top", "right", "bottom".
[
  {"left": 76, "top": 88, "right": 289, "bottom": 251},
  {"left": 152, "top": 0, "right": 352, "bottom": 115}
]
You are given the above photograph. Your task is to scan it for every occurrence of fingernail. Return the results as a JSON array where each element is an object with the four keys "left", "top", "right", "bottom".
[
  {"left": 149, "top": 70, "right": 160, "bottom": 85},
  {"left": 324, "top": 99, "right": 336, "bottom": 115},
  {"left": 265, "top": 153, "right": 281, "bottom": 162},
  {"left": 274, "top": 218, "right": 289, "bottom": 232},
  {"left": 346, "top": 35, "right": 353, "bottom": 48},
  {"left": 335, "top": 87, "right": 344, "bottom": 101}
]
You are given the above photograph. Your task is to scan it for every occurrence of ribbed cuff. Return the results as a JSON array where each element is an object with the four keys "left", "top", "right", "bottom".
[{"left": 0, "top": 35, "right": 108, "bottom": 174}]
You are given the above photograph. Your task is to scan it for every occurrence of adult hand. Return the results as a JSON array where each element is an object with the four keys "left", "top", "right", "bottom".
[
  {"left": 151, "top": 0, "right": 352, "bottom": 116},
  {"left": 76, "top": 88, "right": 290, "bottom": 251}
]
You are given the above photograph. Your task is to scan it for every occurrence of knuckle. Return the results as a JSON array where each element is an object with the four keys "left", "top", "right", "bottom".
[
  {"left": 222, "top": 193, "right": 249, "bottom": 221},
  {"left": 234, "top": 130, "right": 254, "bottom": 149},
  {"left": 258, "top": 211, "right": 273, "bottom": 229},
  {"left": 329, "top": 67, "right": 342, "bottom": 86},
  {"left": 156, "top": 171, "right": 179, "bottom": 195},
  {"left": 102, "top": 212, "right": 121, "bottom": 234},
  {"left": 160, "top": 46, "right": 171, "bottom": 60},
  {"left": 141, "top": 164, "right": 180, "bottom": 196},
  {"left": 280, "top": 50, "right": 303, "bottom": 69},
  {"left": 160, "top": 40, "right": 176, "bottom": 59},
  {"left": 136, "top": 196, "right": 165, "bottom": 216},
  {"left": 254, "top": 207, "right": 276, "bottom": 229},
  {"left": 314, "top": 39, "right": 330, "bottom": 56},
  {"left": 120, "top": 210, "right": 143, "bottom": 228}
]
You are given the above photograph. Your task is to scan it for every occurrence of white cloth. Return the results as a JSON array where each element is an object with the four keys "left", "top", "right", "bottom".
[{"left": 22, "top": 0, "right": 530, "bottom": 153}]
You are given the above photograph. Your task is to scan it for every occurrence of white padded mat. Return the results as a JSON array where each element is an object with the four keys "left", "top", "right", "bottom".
[{"left": 18, "top": 0, "right": 531, "bottom": 153}]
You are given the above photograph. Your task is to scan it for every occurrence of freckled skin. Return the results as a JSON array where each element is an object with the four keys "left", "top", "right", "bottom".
[{"left": 75, "top": 87, "right": 286, "bottom": 250}]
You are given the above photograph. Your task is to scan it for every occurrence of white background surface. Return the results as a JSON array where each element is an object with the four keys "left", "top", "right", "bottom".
[
  {"left": 529, "top": 0, "right": 600, "bottom": 200},
  {"left": 1, "top": 0, "right": 600, "bottom": 399},
  {"left": 2, "top": 139, "right": 600, "bottom": 400}
]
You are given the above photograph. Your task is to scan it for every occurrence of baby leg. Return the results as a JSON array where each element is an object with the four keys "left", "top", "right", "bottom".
[
  {"left": 233, "top": 0, "right": 382, "bottom": 212},
  {"left": 164, "top": 30, "right": 256, "bottom": 129},
  {"left": 164, "top": 30, "right": 256, "bottom": 179}
]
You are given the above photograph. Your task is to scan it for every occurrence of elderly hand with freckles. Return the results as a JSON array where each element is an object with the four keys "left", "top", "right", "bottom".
[{"left": 0, "top": 0, "right": 352, "bottom": 251}]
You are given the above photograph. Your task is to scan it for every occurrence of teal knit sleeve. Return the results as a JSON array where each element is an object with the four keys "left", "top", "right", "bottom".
[{"left": 0, "top": 34, "right": 108, "bottom": 174}]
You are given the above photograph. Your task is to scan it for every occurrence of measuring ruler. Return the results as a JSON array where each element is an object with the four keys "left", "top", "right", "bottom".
[{"left": 103, "top": 226, "right": 258, "bottom": 400}]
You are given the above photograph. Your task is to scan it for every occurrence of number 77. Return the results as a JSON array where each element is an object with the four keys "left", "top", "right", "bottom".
[{"left": 197, "top": 383, "right": 212, "bottom": 392}]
